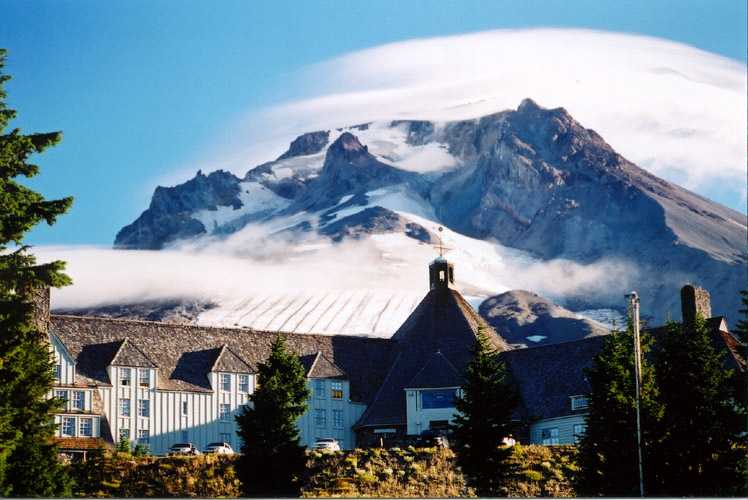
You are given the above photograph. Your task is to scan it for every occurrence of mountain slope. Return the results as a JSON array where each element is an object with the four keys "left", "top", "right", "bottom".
[{"left": 111, "top": 99, "right": 747, "bottom": 330}]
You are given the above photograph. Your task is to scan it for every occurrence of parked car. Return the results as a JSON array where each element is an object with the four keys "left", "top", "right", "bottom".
[
  {"left": 312, "top": 438, "right": 341, "bottom": 451},
  {"left": 167, "top": 443, "right": 201, "bottom": 456},
  {"left": 415, "top": 429, "right": 450, "bottom": 448},
  {"left": 203, "top": 442, "right": 234, "bottom": 454}
]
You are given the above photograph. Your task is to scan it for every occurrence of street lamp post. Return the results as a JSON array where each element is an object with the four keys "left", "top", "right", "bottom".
[{"left": 625, "top": 291, "right": 645, "bottom": 497}]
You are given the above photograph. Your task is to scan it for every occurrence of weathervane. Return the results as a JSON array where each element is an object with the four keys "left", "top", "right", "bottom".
[{"left": 433, "top": 226, "right": 452, "bottom": 257}]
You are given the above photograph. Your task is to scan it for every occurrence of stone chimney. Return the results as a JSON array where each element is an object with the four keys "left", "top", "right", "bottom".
[
  {"left": 26, "top": 286, "right": 51, "bottom": 333},
  {"left": 681, "top": 284, "right": 711, "bottom": 325}
]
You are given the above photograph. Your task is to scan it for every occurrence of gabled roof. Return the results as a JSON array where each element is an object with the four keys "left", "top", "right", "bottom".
[
  {"left": 211, "top": 345, "right": 254, "bottom": 374},
  {"left": 50, "top": 315, "right": 392, "bottom": 399},
  {"left": 110, "top": 337, "right": 157, "bottom": 368},
  {"left": 405, "top": 351, "right": 462, "bottom": 389},
  {"left": 300, "top": 351, "right": 347, "bottom": 379},
  {"left": 355, "top": 286, "right": 511, "bottom": 428}
]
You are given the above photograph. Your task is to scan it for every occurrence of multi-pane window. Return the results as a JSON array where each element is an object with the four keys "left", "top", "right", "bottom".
[
  {"left": 220, "top": 374, "right": 230, "bottom": 392},
  {"left": 182, "top": 401, "right": 188, "bottom": 416},
  {"left": 72, "top": 391, "right": 85, "bottom": 410},
  {"left": 55, "top": 390, "right": 69, "bottom": 402},
  {"left": 332, "top": 410, "right": 344, "bottom": 429},
  {"left": 182, "top": 430, "right": 189, "bottom": 442},
  {"left": 61, "top": 417, "right": 75, "bottom": 436},
  {"left": 137, "top": 429, "right": 149, "bottom": 445},
  {"left": 219, "top": 404, "right": 230, "bottom": 421},
  {"left": 120, "top": 428, "right": 130, "bottom": 440},
  {"left": 331, "top": 381, "right": 343, "bottom": 399},
  {"left": 571, "top": 395, "right": 588, "bottom": 410},
  {"left": 138, "top": 369, "right": 150, "bottom": 387},
  {"left": 54, "top": 364, "right": 61, "bottom": 380},
  {"left": 138, "top": 399, "right": 149, "bottom": 418},
  {"left": 239, "top": 375, "right": 249, "bottom": 393},
  {"left": 315, "top": 409, "right": 326, "bottom": 427},
  {"left": 219, "top": 433, "right": 231, "bottom": 444},
  {"left": 314, "top": 380, "right": 325, "bottom": 398},
  {"left": 541, "top": 427, "right": 560, "bottom": 445},
  {"left": 573, "top": 424, "right": 587, "bottom": 443},
  {"left": 120, "top": 368, "right": 131, "bottom": 386},
  {"left": 119, "top": 398, "right": 131, "bottom": 416},
  {"left": 79, "top": 418, "right": 93, "bottom": 437}
]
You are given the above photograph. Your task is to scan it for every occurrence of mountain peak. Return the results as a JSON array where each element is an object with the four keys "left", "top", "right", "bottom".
[{"left": 327, "top": 132, "right": 369, "bottom": 162}]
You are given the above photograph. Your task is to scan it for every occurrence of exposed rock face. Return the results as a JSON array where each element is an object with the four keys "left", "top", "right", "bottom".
[
  {"left": 276, "top": 131, "right": 330, "bottom": 160},
  {"left": 114, "top": 170, "right": 242, "bottom": 249},
  {"left": 319, "top": 206, "right": 435, "bottom": 244},
  {"left": 479, "top": 290, "right": 610, "bottom": 348}
]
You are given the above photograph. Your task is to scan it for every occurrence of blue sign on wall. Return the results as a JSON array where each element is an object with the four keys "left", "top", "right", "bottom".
[{"left": 421, "top": 390, "right": 457, "bottom": 409}]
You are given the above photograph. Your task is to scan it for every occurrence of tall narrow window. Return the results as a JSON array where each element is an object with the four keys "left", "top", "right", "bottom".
[
  {"left": 332, "top": 410, "right": 344, "bottom": 429},
  {"left": 219, "top": 404, "right": 230, "bottom": 421},
  {"left": 181, "top": 430, "right": 188, "bottom": 442},
  {"left": 120, "top": 428, "right": 130, "bottom": 440},
  {"left": 573, "top": 424, "right": 587, "bottom": 443},
  {"left": 54, "top": 364, "right": 61, "bottom": 380},
  {"left": 138, "top": 399, "right": 149, "bottom": 418},
  {"left": 120, "top": 367, "right": 131, "bottom": 386},
  {"left": 72, "top": 391, "right": 85, "bottom": 410},
  {"left": 138, "top": 369, "right": 150, "bottom": 387},
  {"left": 315, "top": 409, "right": 326, "bottom": 427},
  {"left": 182, "top": 401, "right": 188, "bottom": 416},
  {"left": 61, "top": 417, "right": 75, "bottom": 437},
  {"left": 220, "top": 374, "right": 230, "bottom": 392},
  {"left": 137, "top": 429, "right": 149, "bottom": 445},
  {"left": 79, "top": 418, "right": 93, "bottom": 437},
  {"left": 331, "top": 381, "right": 343, "bottom": 399},
  {"left": 55, "top": 390, "right": 68, "bottom": 403},
  {"left": 315, "top": 380, "right": 325, "bottom": 398},
  {"left": 119, "top": 398, "right": 131, "bottom": 416},
  {"left": 219, "top": 432, "right": 231, "bottom": 444},
  {"left": 239, "top": 374, "right": 249, "bottom": 393}
]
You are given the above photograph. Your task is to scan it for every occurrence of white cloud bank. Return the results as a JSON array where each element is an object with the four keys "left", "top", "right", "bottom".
[{"left": 202, "top": 28, "right": 745, "bottom": 212}]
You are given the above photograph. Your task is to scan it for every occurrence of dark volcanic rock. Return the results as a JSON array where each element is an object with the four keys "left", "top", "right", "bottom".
[
  {"left": 479, "top": 290, "right": 610, "bottom": 348},
  {"left": 276, "top": 131, "right": 330, "bottom": 160},
  {"left": 319, "top": 206, "right": 436, "bottom": 244},
  {"left": 114, "top": 170, "right": 242, "bottom": 249}
]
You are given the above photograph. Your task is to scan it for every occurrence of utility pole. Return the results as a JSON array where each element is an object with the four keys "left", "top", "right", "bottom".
[{"left": 625, "top": 291, "right": 645, "bottom": 497}]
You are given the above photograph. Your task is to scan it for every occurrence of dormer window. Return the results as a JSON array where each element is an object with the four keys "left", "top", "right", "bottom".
[
  {"left": 571, "top": 395, "right": 589, "bottom": 410},
  {"left": 120, "top": 368, "right": 131, "bottom": 386},
  {"left": 220, "top": 374, "right": 230, "bottom": 392},
  {"left": 138, "top": 369, "right": 150, "bottom": 387}
]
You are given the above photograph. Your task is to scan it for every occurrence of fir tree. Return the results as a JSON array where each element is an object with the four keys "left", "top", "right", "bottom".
[
  {"left": 449, "top": 329, "right": 518, "bottom": 497},
  {"left": 652, "top": 317, "right": 748, "bottom": 497},
  {"left": 0, "top": 48, "right": 74, "bottom": 496},
  {"left": 576, "top": 323, "right": 662, "bottom": 497},
  {"left": 235, "top": 335, "right": 310, "bottom": 497}
]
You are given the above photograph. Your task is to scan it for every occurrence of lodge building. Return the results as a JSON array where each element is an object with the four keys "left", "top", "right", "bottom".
[{"left": 42, "top": 258, "right": 744, "bottom": 459}]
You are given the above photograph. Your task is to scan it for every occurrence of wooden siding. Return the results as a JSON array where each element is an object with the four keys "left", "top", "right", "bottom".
[{"left": 529, "top": 414, "right": 588, "bottom": 445}]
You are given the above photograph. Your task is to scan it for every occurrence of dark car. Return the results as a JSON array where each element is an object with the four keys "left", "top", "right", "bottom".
[{"left": 415, "top": 429, "right": 450, "bottom": 448}]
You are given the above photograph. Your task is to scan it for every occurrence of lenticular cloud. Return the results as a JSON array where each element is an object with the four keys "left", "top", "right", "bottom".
[{"left": 244, "top": 28, "right": 745, "bottom": 212}]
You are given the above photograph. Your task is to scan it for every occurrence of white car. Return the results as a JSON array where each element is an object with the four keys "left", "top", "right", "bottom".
[
  {"left": 312, "top": 438, "right": 340, "bottom": 451},
  {"left": 202, "top": 442, "right": 234, "bottom": 454}
]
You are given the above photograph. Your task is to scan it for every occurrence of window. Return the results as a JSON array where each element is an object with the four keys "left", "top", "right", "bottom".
[
  {"left": 138, "top": 399, "right": 149, "bottom": 418},
  {"left": 72, "top": 391, "right": 85, "bottom": 410},
  {"left": 137, "top": 429, "right": 149, "bottom": 445},
  {"left": 220, "top": 374, "right": 230, "bottom": 392},
  {"left": 421, "top": 390, "right": 456, "bottom": 409},
  {"left": 541, "top": 427, "right": 560, "bottom": 445},
  {"left": 331, "top": 381, "right": 343, "bottom": 399},
  {"left": 219, "top": 432, "right": 231, "bottom": 444},
  {"left": 55, "top": 390, "right": 68, "bottom": 403},
  {"left": 120, "top": 428, "right": 130, "bottom": 440},
  {"left": 54, "top": 364, "right": 61, "bottom": 380},
  {"left": 332, "top": 410, "right": 344, "bottom": 429},
  {"left": 120, "top": 368, "right": 131, "bottom": 386},
  {"left": 79, "top": 418, "right": 92, "bottom": 437},
  {"left": 182, "top": 401, "right": 188, "bottom": 416},
  {"left": 314, "top": 380, "right": 325, "bottom": 398},
  {"left": 573, "top": 424, "right": 587, "bottom": 443},
  {"left": 219, "top": 404, "right": 230, "bottom": 422},
  {"left": 119, "top": 398, "right": 131, "bottom": 417},
  {"left": 315, "top": 409, "right": 326, "bottom": 427},
  {"left": 571, "top": 395, "right": 589, "bottom": 410},
  {"left": 239, "top": 375, "right": 249, "bottom": 393},
  {"left": 61, "top": 417, "right": 75, "bottom": 437},
  {"left": 181, "top": 430, "right": 188, "bottom": 442},
  {"left": 138, "top": 369, "right": 150, "bottom": 387}
]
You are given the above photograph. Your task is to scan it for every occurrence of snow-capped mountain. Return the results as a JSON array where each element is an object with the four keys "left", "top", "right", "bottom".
[{"left": 111, "top": 99, "right": 747, "bottom": 333}]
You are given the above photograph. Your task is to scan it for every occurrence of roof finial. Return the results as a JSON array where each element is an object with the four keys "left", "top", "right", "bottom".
[{"left": 433, "top": 226, "right": 451, "bottom": 257}]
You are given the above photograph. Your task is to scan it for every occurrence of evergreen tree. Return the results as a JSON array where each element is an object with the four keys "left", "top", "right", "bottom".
[
  {"left": 235, "top": 335, "right": 310, "bottom": 497},
  {"left": 652, "top": 317, "right": 747, "bottom": 497},
  {"left": 733, "top": 289, "right": 748, "bottom": 344},
  {"left": 576, "top": 323, "right": 662, "bottom": 497},
  {"left": 0, "top": 48, "right": 74, "bottom": 496},
  {"left": 449, "top": 329, "right": 519, "bottom": 497}
]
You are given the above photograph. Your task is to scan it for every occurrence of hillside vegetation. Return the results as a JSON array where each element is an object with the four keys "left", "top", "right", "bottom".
[{"left": 68, "top": 445, "right": 579, "bottom": 497}]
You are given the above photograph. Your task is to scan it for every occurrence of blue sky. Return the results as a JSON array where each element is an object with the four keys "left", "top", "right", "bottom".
[{"left": 2, "top": 0, "right": 746, "bottom": 245}]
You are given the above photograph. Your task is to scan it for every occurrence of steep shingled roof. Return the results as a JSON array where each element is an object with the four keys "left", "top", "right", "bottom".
[
  {"left": 50, "top": 315, "right": 393, "bottom": 400},
  {"left": 405, "top": 351, "right": 462, "bottom": 389},
  {"left": 111, "top": 337, "right": 157, "bottom": 368},
  {"left": 355, "top": 287, "right": 511, "bottom": 428},
  {"left": 300, "top": 351, "right": 348, "bottom": 379}
]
